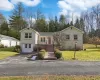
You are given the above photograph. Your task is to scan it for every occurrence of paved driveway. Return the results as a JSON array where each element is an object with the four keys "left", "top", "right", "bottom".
[{"left": 0, "top": 56, "right": 100, "bottom": 76}]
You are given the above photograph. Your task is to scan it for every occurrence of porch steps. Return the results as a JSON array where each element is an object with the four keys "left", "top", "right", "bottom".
[{"left": 44, "top": 52, "right": 57, "bottom": 60}]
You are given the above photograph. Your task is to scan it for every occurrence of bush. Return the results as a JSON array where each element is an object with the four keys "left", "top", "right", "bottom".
[
  {"left": 0, "top": 44, "right": 4, "bottom": 48},
  {"left": 54, "top": 48, "right": 62, "bottom": 59},
  {"left": 14, "top": 45, "right": 20, "bottom": 53},
  {"left": 37, "top": 49, "right": 46, "bottom": 60}
]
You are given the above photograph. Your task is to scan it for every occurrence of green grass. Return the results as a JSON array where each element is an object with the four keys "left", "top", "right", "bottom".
[
  {"left": 62, "top": 44, "right": 100, "bottom": 61},
  {"left": 0, "top": 75, "right": 100, "bottom": 80},
  {"left": 0, "top": 51, "right": 18, "bottom": 60}
]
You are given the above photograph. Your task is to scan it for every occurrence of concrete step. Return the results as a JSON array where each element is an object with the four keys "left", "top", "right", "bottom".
[{"left": 44, "top": 52, "right": 57, "bottom": 60}]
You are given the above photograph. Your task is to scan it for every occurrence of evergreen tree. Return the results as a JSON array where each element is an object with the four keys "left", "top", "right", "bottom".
[
  {"left": 54, "top": 16, "right": 59, "bottom": 31},
  {"left": 9, "top": 2, "right": 27, "bottom": 31},
  {"left": 74, "top": 18, "right": 80, "bottom": 29},
  {"left": 36, "top": 18, "right": 48, "bottom": 32},
  {"left": 80, "top": 18, "right": 85, "bottom": 31},
  {"left": 0, "top": 22, "right": 9, "bottom": 35},
  {"left": 35, "top": 10, "right": 48, "bottom": 32},
  {"left": 48, "top": 19, "right": 55, "bottom": 32},
  {"left": 59, "top": 15, "right": 66, "bottom": 30}
]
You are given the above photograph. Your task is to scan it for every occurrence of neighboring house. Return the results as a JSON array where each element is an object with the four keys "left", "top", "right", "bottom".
[
  {"left": 20, "top": 26, "right": 84, "bottom": 53},
  {"left": 0, "top": 34, "right": 20, "bottom": 47}
]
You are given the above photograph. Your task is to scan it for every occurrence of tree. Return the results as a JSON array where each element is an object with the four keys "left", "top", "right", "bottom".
[
  {"left": 35, "top": 18, "right": 48, "bottom": 32},
  {"left": 80, "top": 17, "right": 85, "bottom": 31},
  {"left": 53, "top": 32, "right": 66, "bottom": 49},
  {"left": 70, "top": 21, "right": 73, "bottom": 26},
  {"left": 0, "top": 22, "right": 9, "bottom": 35},
  {"left": 48, "top": 19, "right": 55, "bottom": 32},
  {"left": 59, "top": 15, "right": 66, "bottom": 30},
  {"left": 9, "top": 2, "right": 27, "bottom": 31},
  {"left": 34, "top": 10, "right": 48, "bottom": 32},
  {"left": 89, "top": 37, "right": 100, "bottom": 48},
  {"left": 0, "top": 13, "right": 6, "bottom": 25},
  {"left": 24, "top": 7, "right": 35, "bottom": 28},
  {"left": 74, "top": 18, "right": 80, "bottom": 29},
  {"left": 54, "top": 16, "right": 59, "bottom": 31},
  {"left": 92, "top": 4, "right": 100, "bottom": 29}
]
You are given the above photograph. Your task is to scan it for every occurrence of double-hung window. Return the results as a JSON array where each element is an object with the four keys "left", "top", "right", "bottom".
[
  {"left": 25, "top": 33, "right": 28, "bottom": 38},
  {"left": 29, "top": 44, "right": 31, "bottom": 48},
  {"left": 25, "top": 33, "right": 32, "bottom": 38},
  {"left": 74, "top": 35, "right": 78, "bottom": 40},
  {"left": 41, "top": 37, "right": 45, "bottom": 42},
  {"left": 66, "top": 35, "right": 70, "bottom": 40},
  {"left": 25, "top": 44, "right": 31, "bottom": 48},
  {"left": 29, "top": 33, "right": 32, "bottom": 38},
  {"left": 25, "top": 44, "right": 27, "bottom": 48}
]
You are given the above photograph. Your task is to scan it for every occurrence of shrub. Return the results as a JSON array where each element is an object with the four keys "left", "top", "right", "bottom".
[
  {"left": 14, "top": 45, "right": 20, "bottom": 53},
  {"left": 37, "top": 49, "right": 46, "bottom": 60},
  {"left": 54, "top": 48, "right": 62, "bottom": 59},
  {"left": 37, "top": 53, "right": 44, "bottom": 60},
  {"left": 40, "top": 49, "right": 46, "bottom": 52},
  {"left": 0, "top": 44, "right": 4, "bottom": 48}
]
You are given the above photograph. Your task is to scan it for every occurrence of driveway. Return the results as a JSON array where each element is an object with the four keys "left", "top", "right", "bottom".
[{"left": 0, "top": 55, "right": 100, "bottom": 76}]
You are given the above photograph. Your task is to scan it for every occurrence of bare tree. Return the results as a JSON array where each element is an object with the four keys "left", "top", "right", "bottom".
[
  {"left": 53, "top": 32, "right": 66, "bottom": 49},
  {"left": 24, "top": 7, "right": 36, "bottom": 28},
  {"left": 92, "top": 4, "right": 100, "bottom": 29}
]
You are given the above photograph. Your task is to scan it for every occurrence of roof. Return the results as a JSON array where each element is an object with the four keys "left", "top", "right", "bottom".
[
  {"left": 20, "top": 26, "right": 84, "bottom": 36},
  {"left": 39, "top": 32, "right": 54, "bottom": 36},
  {"left": 57, "top": 26, "right": 84, "bottom": 34},
  {"left": 20, "top": 27, "right": 39, "bottom": 35},
  {"left": 0, "top": 34, "right": 19, "bottom": 41}
]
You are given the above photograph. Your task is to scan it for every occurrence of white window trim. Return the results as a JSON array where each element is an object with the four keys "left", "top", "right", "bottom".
[
  {"left": 66, "top": 34, "right": 70, "bottom": 40},
  {"left": 25, "top": 33, "right": 32, "bottom": 39},
  {"left": 74, "top": 34, "right": 78, "bottom": 40},
  {"left": 25, "top": 44, "right": 32, "bottom": 48}
]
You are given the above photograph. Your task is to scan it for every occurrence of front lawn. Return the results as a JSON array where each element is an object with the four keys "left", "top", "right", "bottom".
[
  {"left": 62, "top": 44, "right": 100, "bottom": 61},
  {"left": 0, "top": 51, "right": 18, "bottom": 60},
  {"left": 0, "top": 75, "right": 100, "bottom": 80}
]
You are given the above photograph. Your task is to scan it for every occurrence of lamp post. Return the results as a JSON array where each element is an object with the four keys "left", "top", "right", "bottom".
[{"left": 73, "top": 42, "right": 77, "bottom": 60}]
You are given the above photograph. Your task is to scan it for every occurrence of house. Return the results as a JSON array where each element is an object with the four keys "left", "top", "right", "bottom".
[
  {"left": 20, "top": 26, "right": 84, "bottom": 53},
  {"left": 0, "top": 34, "right": 20, "bottom": 47}
]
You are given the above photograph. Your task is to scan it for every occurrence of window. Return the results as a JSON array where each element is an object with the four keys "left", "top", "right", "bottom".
[
  {"left": 29, "top": 33, "right": 32, "bottom": 38},
  {"left": 25, "top": 44, "right": 27, "bottom": 48},
  {"left": 25, "top": 33, "right": 32, "bottom": 38},
  {"left": 66, "top": 35, "right": 70, "bottom": 40},
  {"left": 74, "top": 35, "right": 78, "bottom": 40},
  {"left": 25, "top": 33, "right": 28, "bottom": 38},
  {"left": 29, "top": 44, "right": 31, "bottom": 48},
  {"left": 41, "top": 37, "right": 45, "bottom": 42},
  {"left": 25, "top": 44, "right": 31, "bottom": 48}
]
